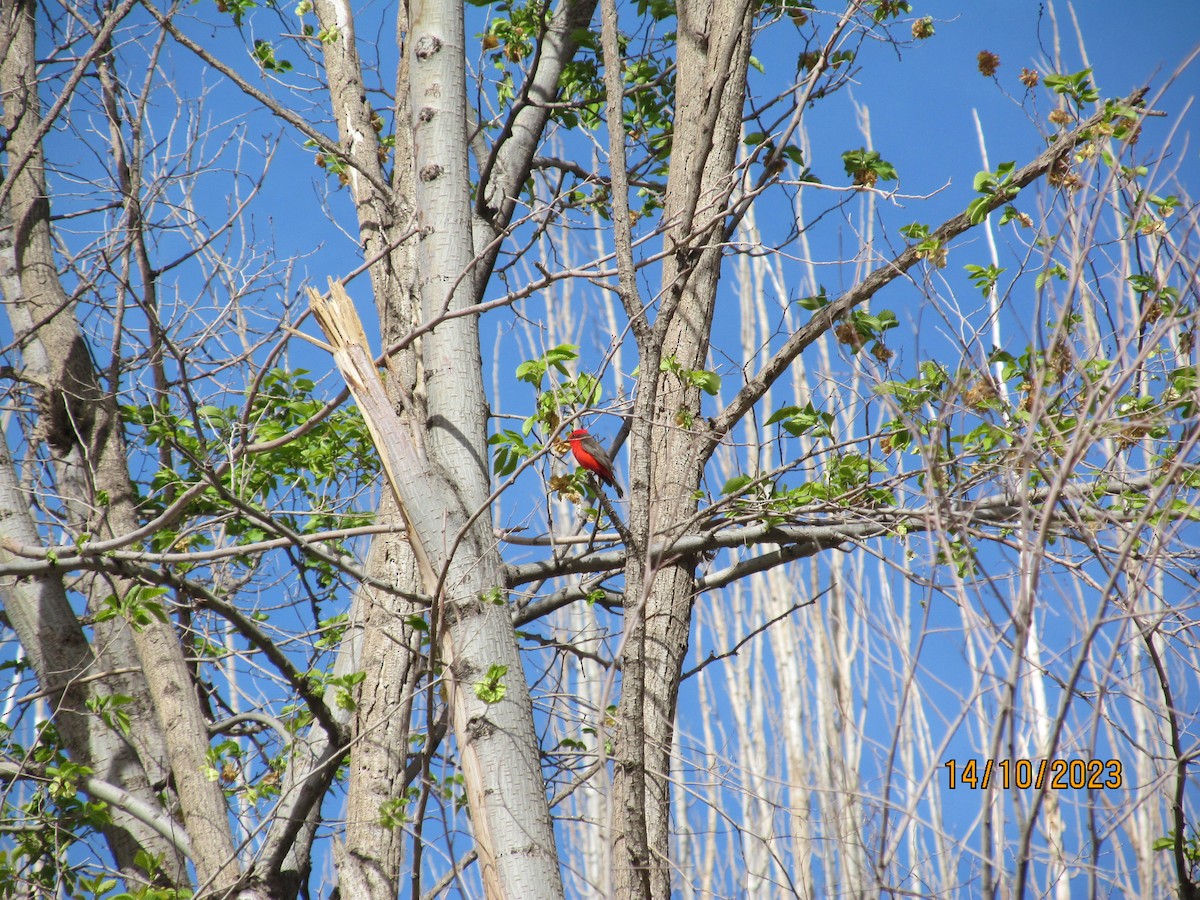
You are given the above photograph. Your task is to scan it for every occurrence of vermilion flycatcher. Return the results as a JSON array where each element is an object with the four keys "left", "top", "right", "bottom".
[{"left": 567, "top": 429, "right": 623, "bottom": 498}]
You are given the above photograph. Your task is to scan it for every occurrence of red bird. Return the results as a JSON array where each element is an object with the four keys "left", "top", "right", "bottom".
[{"left": 567, "top": 429, "right": 623, "bottom": 498}]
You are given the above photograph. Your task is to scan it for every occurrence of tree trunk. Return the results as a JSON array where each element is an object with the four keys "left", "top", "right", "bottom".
[
  {"left": 307, "top": 2, "right": 425, "bottom": 895},
  {"left": 340, "top": 503, "right": 424, "bottom": 897},
  {"left": 310, "top": 279, "right": 563, "bottom": 900},
  {"left": 614, "top": 2, "right": 754, "bottom": 897},
  {"left": 307, "top": 0, "right": 583, "bottom": 893},
  {"left": 0, "top": 0, "right": 237, "bottom": 891},
  {"left": 0, "top": 406, "right": 187, "bottom": 886},
  {"left": 405, "top": 0, "right": 564, "bottom": 894}
]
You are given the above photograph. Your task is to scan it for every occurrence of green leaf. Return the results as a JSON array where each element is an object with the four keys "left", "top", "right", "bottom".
[
  {"left": 1127, "top": 273, "right": 1157, "bottom": 294},
  {"left": 219, "top": 0, "right": 257, "bottom": 26},
  {"left": 966, "top": 197, "right": 991, "bottom": 225},
  {"left": 489, "top": 429, "right": 533, "bottom": 476},
  {"left": 516, "top": 344, "right": 579, "bottom": 386},
  {"left": 998, "top": 205, "right": 1030, "bottom": 226},
  {"left": 842, "top": 148, "right": 897, "bottom": 186},
  {"left": 1035, "top": 263, "right": 1068, "bottom": 290},
  {"left": 252, "top": 39, "right": 293, "bottom": 73},
  {"left": 779, "top": 145, "right": 803, "bottom": 166},
  {"left": 661, "top": 355, "right": 721, "bottom": 395},
  {"left": 964, "top": 263, "right": 1005, "bottom": 296},
  {"left": 689, "top": 370, "right": 721, "bottom": 395},
  {"left": 331, "top": 672, "right": 366, "bottom": 712},
  {"left": 765, "top": 402, "right": 834, "bottom": 437},
  {"left": 722, "top": 474, "right": 754, "bottom": 495},
  {"left": 1044, "top": 68, "right": 1099, "bottom": 108},
  {"left": 474, "top": 664, "right": 509, "bottom": 704},
  {"left": 94, "top": 586, "right": 170, "bottom": 631},
  {"left": 798, "top": 288, "right": 829, "bottom": 310},
  {"left": 378, "top": 796, "right": 412, "bottom": 830},
  {"left": 515, "top": 360, "right": 545, "bottom": 385}
]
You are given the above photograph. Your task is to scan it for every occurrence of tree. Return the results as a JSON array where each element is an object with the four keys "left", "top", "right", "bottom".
[{"left": 1, "top": 0, "right": 1198, "bottom": 898}]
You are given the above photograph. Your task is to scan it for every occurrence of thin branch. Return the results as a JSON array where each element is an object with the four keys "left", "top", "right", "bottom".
[
  {"left": 0, "top": 761, "right": 193, "bottom": 861},
  {"left": 706, "top": 87, "right": 1154, "bottom": 462},
  {"left": 682, "top": 588, "right": 827, "bottom": 680}
]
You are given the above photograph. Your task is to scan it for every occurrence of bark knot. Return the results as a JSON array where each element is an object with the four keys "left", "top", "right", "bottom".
[
  {"left": 466, "top": 715, "right": 495, "bottom": 739},
  {"left": 419, "top": 164, "right": 443, "bottom": 182},
  {"left": 414, "top": 34, "right": 442, "bottom": 60}
]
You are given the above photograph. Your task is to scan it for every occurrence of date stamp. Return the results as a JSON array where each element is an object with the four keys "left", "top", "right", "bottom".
[{"left": 943, "top": 758, "right": 1123, "bottom": 790}]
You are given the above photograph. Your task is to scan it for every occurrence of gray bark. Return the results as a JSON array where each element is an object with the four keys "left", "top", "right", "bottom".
[
  {"left": 612, "top": 2, "right": 755, "bottom": 897},
  {"left": 309, "top": 281, "right": 563, "bottom": 900},
  {"left": 307, "top": 1, "right": 425, "bottom": 894},
  {"left": 0, "top": 406, "right": 188, "bottom": 884},
  {"left": 340, "top": 503, "right": 424, "bottom": 898},
  {"left": 406, "top": 0, "right": 565, "bottom": 894},
  {"left": 0, "top": 0, "right": 237, "bottom": 891}
]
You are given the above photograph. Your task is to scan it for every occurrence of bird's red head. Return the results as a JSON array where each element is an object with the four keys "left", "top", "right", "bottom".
[{"left": 567, "top": 429, "right": 590, "bottom": 440}]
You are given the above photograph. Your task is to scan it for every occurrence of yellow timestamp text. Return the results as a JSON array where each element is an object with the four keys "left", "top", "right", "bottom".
[{"left": 943, "top": 758, "right": 1123, "bottom": 790}]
